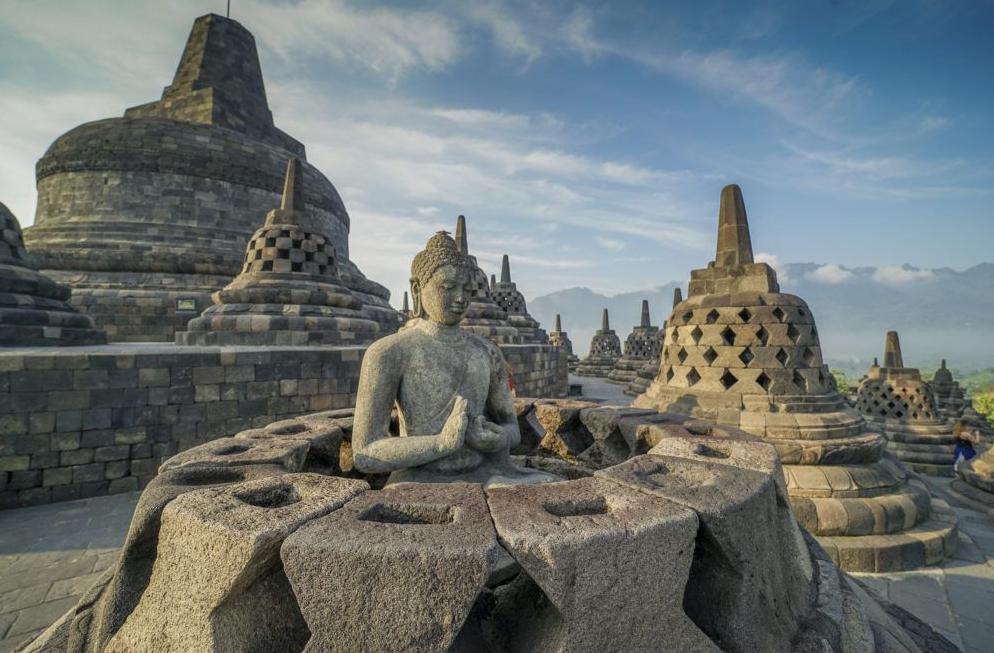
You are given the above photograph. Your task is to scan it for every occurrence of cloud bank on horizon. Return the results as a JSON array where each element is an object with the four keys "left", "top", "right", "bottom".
[{"left": 0, "top": 0, "right": 991, "bottom": 305}]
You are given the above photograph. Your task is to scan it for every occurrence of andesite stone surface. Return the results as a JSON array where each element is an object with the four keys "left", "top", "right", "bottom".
[
  {"left": 626, "top": 287, "right": 682, "bottom": 397},
  {"left": 547, "top": 313, "right": 579, "bottom": 371},
  {"left": 22, "top": 13, "right": 397, "bottom": 341},
  {"left": 633, "top": 184, "right": 957, "bottom": 572},
  {"left": 856, "top": 332, "right": 958, "bottom": 477},
  {"left": 574, "top": 308, "right": 621, "bottom": 378},
  {"left": 0, "top": 202, "right": 105, "bottom": 346},
  {"left": 489, "top": 255, "right": 548, "bottom": 345},
  {"left": 20, "top": 401, "right": 944, "bottom": 652}
]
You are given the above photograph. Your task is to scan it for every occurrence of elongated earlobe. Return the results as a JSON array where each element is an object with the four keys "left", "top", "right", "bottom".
[{"left": 410, "top": 279, "right": 423, "bottom": 318}]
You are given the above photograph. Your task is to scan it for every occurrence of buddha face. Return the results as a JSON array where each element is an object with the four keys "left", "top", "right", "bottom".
[{"left": 413, "top": 264, "right": 473, "bottom": 326}]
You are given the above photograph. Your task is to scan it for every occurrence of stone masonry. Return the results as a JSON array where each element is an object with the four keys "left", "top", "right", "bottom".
[
  {"left": 23, "top": 13, "right": 397, "bottom": 341},
  {"left": 490, "top": 255, "right": 548, "bottom": 344},
  {"left": 626, "top": 288, "right": 682, "bottom": 397},
  {"left": 575, "top": 309, "right": 622, "bottom": 378},
  {"left": 634, "top": 184, "right": 957, "bottom": 572},
  {"left": 548, "top": 314, "right": 579, "bottom": 372},
  {"left": 607, "top": 299, "right": 661, "bottom": 386}
]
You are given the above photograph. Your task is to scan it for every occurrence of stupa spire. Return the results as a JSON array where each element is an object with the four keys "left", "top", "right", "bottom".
[
  {"left": 715, "top": 184, "right": 754, "bottom": 268},
  {"left": 402, "top": 291, "right": 410, "bottom": 314},
  {"left": 490, "top": 274, "right": 496, "bottom": 290},
  {"left": 602, "top": 308, "right": 610, "bottom": 331},
  {"left": 501, "top": 255, "right": 511, "bottom": 283},
  {"left": 941, "top": 359, "right": 947, "bottom": 370},
  {"left": 883, "top": 331, "right": 904, "bottom": 369},
  {"left": 455, "top": 215, "right": 468, "bottom": 255},
  {"left": 279, "top": 158, "right": 303, "bottom": 211},
  {"left": 673, "top": 287, "right": 683, "bottom": 307},
  {"left": 640, "top": 300, "right": 651, "bottom": 328},
  {"left": 555, "top": 314, "right": 562, "bottom": 332}
]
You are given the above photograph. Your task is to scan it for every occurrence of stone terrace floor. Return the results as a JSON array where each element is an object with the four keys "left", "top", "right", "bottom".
[{"left": 0, "top": 467, "right": 992, "bottom": 651}]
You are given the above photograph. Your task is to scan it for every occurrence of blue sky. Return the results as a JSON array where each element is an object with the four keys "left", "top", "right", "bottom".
[{"left": 1, "top": 0, "right": 991, "bottom": 304}]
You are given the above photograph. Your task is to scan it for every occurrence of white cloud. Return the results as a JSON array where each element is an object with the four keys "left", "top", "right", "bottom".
[
  {"left": 805, "top": 263, "right": 855, "bottom": 284},
  {"left": 596, "top": 236, "right": 626, "bottom": 252},
  {"left": 872, "top": 266, "right": 935, "bottom": 284}
]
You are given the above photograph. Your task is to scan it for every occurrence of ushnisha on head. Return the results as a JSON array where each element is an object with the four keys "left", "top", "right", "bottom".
[{"left": 409, "top": 231, "right": 475, "bottom": 326}]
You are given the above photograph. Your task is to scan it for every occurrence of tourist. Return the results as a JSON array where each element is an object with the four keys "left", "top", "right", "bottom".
[{"left": 953, "top": 420, "right": 979, "bottom": 471}]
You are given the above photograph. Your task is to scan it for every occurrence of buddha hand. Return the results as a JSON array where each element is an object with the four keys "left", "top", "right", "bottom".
[
  {"left": 438, "top": 395, "right": 469, "bottom": 453},
  {"left": 466, "top": 415, "right": 507, "bottom": 453}
]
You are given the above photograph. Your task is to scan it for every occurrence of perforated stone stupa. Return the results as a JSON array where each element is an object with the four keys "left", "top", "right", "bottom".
[
  {"left": 930, "top": 359, "right": 992, "bottom": 441},
  {"left": 575, "top": 309, "right": 622, "bottom": 378},
  {"left": 626, "top": 288, "right": 681, "bottom": 397},
  {"left": 856, "top": 332, "right": 957, "bottom": 477},
  {"left": 0, "top": 202, "right": 105, "bottom": 346},
  {"left": 23, "top": 13, "right": 398, "bottom": 341},
  {"left": 490, "top": 255, "right": 548, "bottom": 344},
  {"left": 453, "top": 216, "right": 519, "bottom": 344},
  {"left": 634, "top": 184, "right": 957, "bottom": 572},
  {"left": 608, "top": 299, "right": 661, "bottom": 385},
  {"left": 177, "top": 159, "right": 379, "bottom": 346},
  {"left": 548, "top": 314, "right": 579, "bottom": 371}
]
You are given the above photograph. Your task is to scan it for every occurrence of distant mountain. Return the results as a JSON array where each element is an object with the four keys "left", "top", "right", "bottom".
[{"left": 529, "top": 263, "right": 994, "bottom": 375}]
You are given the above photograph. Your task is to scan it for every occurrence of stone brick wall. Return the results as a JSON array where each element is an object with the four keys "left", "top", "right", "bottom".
[
  {"left": 0, "top": 342, "right": 566, "bottom": 509},
  {"left": 0, "top": 344, "right": 363, "bottom": 509}
]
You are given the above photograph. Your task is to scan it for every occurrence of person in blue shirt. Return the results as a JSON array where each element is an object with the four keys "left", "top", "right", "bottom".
[{"left": 953, "top": 420, "right": 979, "bottom": 472}]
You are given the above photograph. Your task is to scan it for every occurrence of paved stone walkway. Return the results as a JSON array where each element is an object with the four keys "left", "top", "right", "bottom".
[
  {"left": 0, "top": 492, "right": 139, "bottom": 652},
  {"left": 0, "top": 468, "right": 992, "bottom": 651},
  {"left": 570, "top": 373, "right": 630, "bottom": 406}
]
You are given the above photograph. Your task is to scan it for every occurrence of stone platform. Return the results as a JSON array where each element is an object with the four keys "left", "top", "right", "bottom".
[{"left": 13, "top": 402, "right": 943, "bottom": 652}]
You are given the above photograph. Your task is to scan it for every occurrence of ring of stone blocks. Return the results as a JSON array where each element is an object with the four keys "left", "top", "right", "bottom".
[
  {"left": 857, "top": 380, "right": 937, "bottom": 420},
  {"left": 80, "top": 400, "right": 827, "bottom": 653}
]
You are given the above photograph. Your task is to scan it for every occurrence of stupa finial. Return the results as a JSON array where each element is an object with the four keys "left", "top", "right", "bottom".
[
  {"left": 672, "top": 287, "right": 683, "bottom": 308},
  {"left": 640, "top": 299, "right": 651, "bottom": 328},
  {"left": 873, "top": 357, "right": 879, "bottom": 367},
  {"left": 715, "top": 184, "right": 754, "bottom": 268},
  {"left": 490, "top": 274, "right": 496, "bottom": 290},
  {"left": 455, "top": 215, "right": 468, "bottom": 255},
  {"left": 883, "top": 331, "right": 904, "bottom": 369},
  {"left": 941, "top": 359, "right": 947, "bottom": 369},
  {"left": 401, "top": 291, "right": 410, "bottom": 314},
  {"left": 501, "top": 254, "right": 511, "bottom": 283},
  {"left": 555, "top": 313, "right": 562, "bottom": 332},
  {"left": 602, "top": 308, "right": 610, "bottom": 331},
  {"left": 280, "top": 158, "right": 303, "bottom": 211}
]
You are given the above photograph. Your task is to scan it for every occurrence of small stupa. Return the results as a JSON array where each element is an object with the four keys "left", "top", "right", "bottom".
[
  {"left": 575, "top": 309, "right": 622, "bottom": 377},
  {"left": 607, "top": 300, "right": 661, "bottom": 385},
  {"left": 490, "top": 255, "right": 548, "bottom": 344},
  {"left": 177, "top": 159, "right": 378, "bottom": 345},
  {"left": 929, "top": 360, "right": 992, "bottom": 441},
  {"left": 0, "top": 202, "right": 106, "bottom": 346},
  {"left": 452, "top": 216, "right": 519, "bottom": 344},
  {"left": 634, "top": 184, "right": 956, "bottom": 572},
  {"left": 547, "top": 314, "right": 579, "bottom": 371},
  {"left": 626, "top": 288, "right": 681, "bottom": 396},
  {"left": 856, "top": 332, "right": 957, "bottom": 477}
]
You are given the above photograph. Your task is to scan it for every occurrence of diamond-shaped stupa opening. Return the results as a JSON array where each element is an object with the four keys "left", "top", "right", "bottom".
[
  {"left": 720, "top": 326, "right": 735, "bottom": 346},
  {"left": 739, "top": 347, "right": 754, "bottom": 366},
  {"left": 792, "top": 370, "right": 806, "bottom": 392},
  {"left": 690, "top": 325, "right": 703, "bottom": 344},
  {"left": 775, "top": 348, "right": 788, "bottom": 367},
  {"left": 756, "top": 326, "right": 769, "bottom": 346},
  {"left": 686, "top": 368, "right": 701, "bottom": 386},
  {"left": 677, "top": 347, "right": 688, "bottom": 364},
  {"left": 787, "top": 323, "right": 800, "bottom": 344},
  {"left": 802, "top": 347, "right": 816, "bottom": 366},
  {"left": 682, "top": 311, "right": 694, "bottom": 324},
  {"left": 772, "top": 307, "right": 785, "bottom": 322},
  {"left": 756, "top": 371, "right": 771, "bottom": 391},
  {"left": 738, "top": 308, "right": 752, "bottom": 323},
  {"left": 703, "top": 347, "right": 718, "bottom": 365},
  {"left": 719, "top": 370, "right": 738, "bottom": 390},
  {"left": 705, "top": 309, "right": 720, "bottom": 324}
]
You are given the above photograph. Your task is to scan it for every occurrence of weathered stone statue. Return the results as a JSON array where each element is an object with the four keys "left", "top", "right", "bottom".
[{"left": 352, "top": 231, "right": 554, "bottom": 487}]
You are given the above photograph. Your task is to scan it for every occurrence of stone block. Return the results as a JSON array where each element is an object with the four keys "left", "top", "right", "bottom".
[
  {"left": 108, "top": 477, "right": 139, "bottom": 494},
  {"left": 43, "top": 467, "right": 73, "bottom": 487},
  {"left": 159, "top": 436, "right": 311, "bottom": 473},
  {"left": 106, "top": 474, "right": 366, "bottom": 653},
  {"left": 485, "top": 477, "right": 716, "bottom": 652},
  {"left": 9, "top": 469, "right": 42, "bottom": 489},
  {"left": 28, "top": 412, "right": 56, "bottom": 434},
  {"left": 597, "top": 455, "right": 813, "bottom": 652},
  {"left": 137, "top": 368, "right": 170, "bottom": 387},
  {"left": 60, "top": 448, "right": 93, "bottom": 465},
  {"left": 95, "top": 445, "right": 130, "bottom": 462},
  {"left": 105, "top": 460, "right": 130, "bottom": 479},
  {"left": 72, "top": 462, "right": 105, "bottom": 483},
  {"left": 282, "top": 482, "right": 496, "bottom": 653}
]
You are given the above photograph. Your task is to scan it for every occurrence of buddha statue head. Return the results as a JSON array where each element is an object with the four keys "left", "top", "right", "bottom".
[{"left": 409, "top": 231, "right": 474, "bottom": 326}]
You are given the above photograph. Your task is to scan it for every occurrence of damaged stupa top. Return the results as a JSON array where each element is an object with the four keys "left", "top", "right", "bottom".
[
  {"left": 177, "top": 158, "right": 378, "bottom": 346},
  {"left": 634, "top": 185, "right": 957, "bottom": 573},
  {"left": 490, "top": 254, "right": 548, "bottom": 344},
  {"left": 23, "top": 13, "right": 400, "bottom": 340}
]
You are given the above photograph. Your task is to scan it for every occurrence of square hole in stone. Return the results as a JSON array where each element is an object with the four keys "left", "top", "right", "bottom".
[
  {"left": 543, "top": 496, "right": 608, "bottom": 517},
  {"left": 359, "top": 503, "right": 454, "bottom": 525},
  {"left": 236, "top": 484, "right": 300, "bottom": 509},
  {"left": 262, "top": 260, "right": 274, "bottom": 272},
  {"left": 720, "top": 370, "right": 738, "bottom": 390},
  {"left": 703, "top": 347, "right": 718, "bottom": 365},
  {"left": 265, "top": 237, "right": 276, "bottom": 247},
  {"left": 291, "top": 262, "right": 303, "bottom": 272}
]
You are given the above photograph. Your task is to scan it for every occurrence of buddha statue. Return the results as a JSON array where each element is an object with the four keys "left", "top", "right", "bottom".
[{"left": 352, "top": 231, "right": 556, "bottom": 487}]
